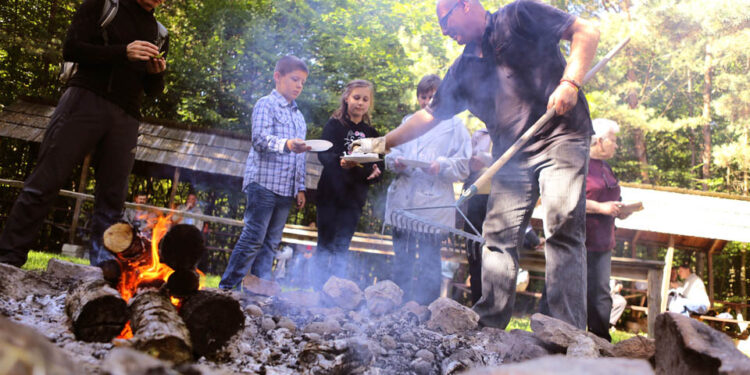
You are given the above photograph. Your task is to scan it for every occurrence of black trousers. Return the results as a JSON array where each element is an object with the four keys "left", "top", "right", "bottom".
[
  {"left": 0, "top": 87, "right": 138, "bottom": 267},
  {"left": 586, "top": 250, "right": 613, "bottom": 341},
  {"left": 463, "top": 193, "right": 489, "bottom": 304}
]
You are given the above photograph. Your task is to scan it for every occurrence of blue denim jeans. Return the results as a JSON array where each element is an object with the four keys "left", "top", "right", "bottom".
[
  {"left": 313, "top": 204, "right": 361, "bottom": 289},
  {"left": 219, "top": 182, "right": 293, "bottom": 290},
  {"left": 474, "top": 136, "right": 590, "bottom": 329}
]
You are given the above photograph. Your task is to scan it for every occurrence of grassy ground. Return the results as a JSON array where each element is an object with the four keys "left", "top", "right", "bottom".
[{"left": 24, "top": 251, "right": 638, "bottom": 343}]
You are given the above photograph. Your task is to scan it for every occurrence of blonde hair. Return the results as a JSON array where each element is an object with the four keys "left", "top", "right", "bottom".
[{"left": 332, "top": 79, "right": 374, "bottom": 125}]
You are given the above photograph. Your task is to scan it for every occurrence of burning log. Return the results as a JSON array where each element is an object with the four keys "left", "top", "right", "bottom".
[
  {"left": 159, "top": 224, "right": 206, "bottom": 271},
  {"left": 103, "top": 222, "right": 148, "bottom": 260},
  {"left": 164, "top": 269, "right": 200, "bottom": 297},
  {"left": 64, "top": 279, "right": 128, "bottom": 342},
  {"left": 179, "top": 289, "right": 245, "bottom": 357},
  {"left": 159, "top": 224, "right": 206, "bottom": 297},
  {"left": 129, "top": 289, "right": 193, "bottom": 364}
]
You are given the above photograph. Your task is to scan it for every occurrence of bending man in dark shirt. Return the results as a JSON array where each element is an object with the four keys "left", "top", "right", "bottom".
[
  {"left": 353, "top": 0, "right": 599, "bottom": 329},
  {"left": 0, "top": 0, "right": 168, "bottom": 284}
]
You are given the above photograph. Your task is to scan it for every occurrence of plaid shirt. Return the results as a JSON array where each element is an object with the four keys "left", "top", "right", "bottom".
[{"left": 242, "top": 90, "right": 307, "bottom": 197}]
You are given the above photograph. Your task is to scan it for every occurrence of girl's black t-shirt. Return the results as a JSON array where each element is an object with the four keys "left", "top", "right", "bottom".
[{"left": 317, "top": 117, "right": 383, "bottom": 208}]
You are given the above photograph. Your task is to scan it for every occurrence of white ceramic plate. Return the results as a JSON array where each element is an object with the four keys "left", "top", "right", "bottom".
[
  {"left": 305, "top": 139, "right": 333, "bottom": 152},
  {"left": 398, "top": 158, "right": 431, "bottom": 168},
  {"left": 342, "top": 153, "right": 381, "bottom": 163}
]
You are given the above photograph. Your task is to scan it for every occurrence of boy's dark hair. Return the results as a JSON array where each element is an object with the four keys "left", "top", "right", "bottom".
[
  {"left": 275, "top": 55, "right": 308, "bottom": 76},
  {"left": 679, "top": 262, "right": 691, "bottom": 269},
  {"left": 417, "top": 74, "right": 441, "bottom": 96}
]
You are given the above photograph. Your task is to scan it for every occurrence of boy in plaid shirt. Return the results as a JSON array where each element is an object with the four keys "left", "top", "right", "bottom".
[{"left": 220, "top": 56, "right": 311, "bottom": 290}]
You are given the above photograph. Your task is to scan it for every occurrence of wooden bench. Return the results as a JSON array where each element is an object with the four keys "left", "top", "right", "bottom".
[
  {"left": 696, "top": 316, "right": 750, "bottom": 339},
  {"left": 518, "top": 250, "right": 664, "bottom": 338}
]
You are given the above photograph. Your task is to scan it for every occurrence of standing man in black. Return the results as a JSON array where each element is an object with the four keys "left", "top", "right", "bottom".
[
  {"left": 0, "top": 0, "right": 168, "bottom": 282},
  {"left": 353, "top": 0, "right": 599, "bottom": 329}
]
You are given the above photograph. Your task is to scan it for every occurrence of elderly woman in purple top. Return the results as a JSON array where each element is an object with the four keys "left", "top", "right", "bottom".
[{"left": 585, "top": 118, "right": 633, "bottom": 341}]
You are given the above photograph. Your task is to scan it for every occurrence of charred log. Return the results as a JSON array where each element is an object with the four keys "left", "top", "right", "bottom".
[
  {"left": 158, "top": 224, "right": 206, "bottom": 271},
  {"left": 64, "top": 279, "right": 128, "bottom": 342},
  {"left": 129, "top": 289, "right": 193, "bottom": 363},
  {"left": 103, "top": 222, "right": 148, "bottom": 260},
  {"left": 179, "top": 289, "right": 244, "bottom": 357},
  {"left": 164, "top": 269, "right": 200, "bottom": 297}
]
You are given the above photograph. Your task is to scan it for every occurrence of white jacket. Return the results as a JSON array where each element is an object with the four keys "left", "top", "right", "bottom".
[{"left": 384, "top": 115, "right": 471, "bottom": 229}]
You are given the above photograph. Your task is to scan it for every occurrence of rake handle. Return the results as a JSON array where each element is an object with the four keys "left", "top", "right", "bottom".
[{"left": 457, "top": 37, "right": 631, "bottom": 206}]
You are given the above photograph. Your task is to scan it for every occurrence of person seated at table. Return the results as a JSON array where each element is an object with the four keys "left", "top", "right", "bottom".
[
  {"left": 668, "top": 262, "right": 710, "bottom": 316},
  {"left": 609, "top": 279, "right": 627, "bottom": 328}
]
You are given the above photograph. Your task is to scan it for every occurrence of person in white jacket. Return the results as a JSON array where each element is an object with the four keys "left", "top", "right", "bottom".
[
  {"left": 668, "top": 262, "right": 710, "bottom": 315},
  {"left": 385, "top": 74, "right": 471, "bottom": 304}
]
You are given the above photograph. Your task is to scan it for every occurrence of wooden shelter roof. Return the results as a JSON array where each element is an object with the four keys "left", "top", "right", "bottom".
[
  {"left": 532, "top": 183, "right": 750, "bottom": 252},
  {"left": 0, "top": 100, "right": 322, "bottom": 189}
]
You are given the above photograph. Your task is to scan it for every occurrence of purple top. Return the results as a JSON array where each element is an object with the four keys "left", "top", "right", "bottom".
[{"left": 586, "top": 159, "right": 620, "bottom": 252}]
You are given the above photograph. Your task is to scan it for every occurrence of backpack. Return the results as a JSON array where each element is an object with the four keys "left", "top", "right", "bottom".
[{"left": 59, "top": 0, "right": 168, "bottom": 83}]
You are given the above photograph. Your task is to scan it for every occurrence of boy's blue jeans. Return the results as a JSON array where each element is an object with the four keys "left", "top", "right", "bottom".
[
  {"left": 219, "top": 182, "right": 292, "bottom": 290},
  {"left": 474, "top": 136, "right": 590, "bottom": 330}
]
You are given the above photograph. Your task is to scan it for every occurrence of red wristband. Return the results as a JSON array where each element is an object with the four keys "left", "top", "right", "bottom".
[{"left": 560, "top": 78, "right": 581, "bottom": 91}]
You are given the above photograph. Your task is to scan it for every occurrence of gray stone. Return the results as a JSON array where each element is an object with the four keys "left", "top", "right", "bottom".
[
  {"left": 401, "top": 300, "right": 431, "bottom": 322},
  {"left": 400, "top": 331, "right": 417, "bottom": 344},
  {"left": 244, "top": 304, "right": 264, "bottom": 317},
  {"left": 411, "top": 358, "right": 433, "bottom": 375},
  {"left": 381, "top": 334, "right": 398, "bottom": 350},
  {"left": 322, "top": 276, "right": 363, "bottom": 310},
  {"left": 567, "top": 336, "right": 599, "bottom": 358},
  {"left": 103, "top": 347, "right": 177, "bottom": 375},
  {"left": 530, "top": 313, "right": 615, "bottom": 357},
  {"left": 480, "top": 328, "right": 555, "bottom": 363},
  {"left": 44, "top": 258, "right": 103, "bottom": 282},
  {"left": 654, "top": 312, "right": 750, "bottom": 375},
  {"left": 465, "top": 356, "right": 654, "bottom": 375},
  {"left": 241, "top": 274, "right": 281, "bottom": 296},
  {"left": 416, "top": 349, "right": 435, "bottom": 362},
  {"left": 364, "top": 280, "right": 404, "bottom": 315},
  {"left": 261, "top": 316, "right": 277, "bottom": 331},
  {"left": 303, "top": 320, "right": 341, "bottom": 336},
  {"left": 0, "top": 315, "right": 83, "bottom": 374},
  {"left": 276, "top": 316, "right": 296, "bottom": 332},
  {"left": 613, "top": 336, "right": 655, "bottom": 361},
  {"left": 0, "top": 263, "right": 60, "bottom": 300},
  {"left": 342, "top": 323, "right": 361, "bottom": 333},
  {"left": 426, "top": 297, "right": 479, "bottom": 334}
]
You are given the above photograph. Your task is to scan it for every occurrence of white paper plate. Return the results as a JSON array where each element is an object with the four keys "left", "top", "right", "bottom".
[
  {"left": 305, "top": 139, "right": 333, "bottom": 152},
  {"left": 342, "top": 153, "right": 381, "bottom": 163},
  {"left": 398, "top": 158, "right": 431, "bottom": 168}
]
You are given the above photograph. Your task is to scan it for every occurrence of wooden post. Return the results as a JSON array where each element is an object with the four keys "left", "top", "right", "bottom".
[
  {"left": 68, "top": 154, "right": 92, "bottom": 244},
  {"left": 647, "top": 268, "right": 662, "bottom": 339},
  {"left": 707, "top": 239, "right": 721, "bottom": 305},
  {"left": 659, "top": 235, "right": 675, "bottom": 313},
  {"left": 168, "top": 167, "right": 181, "bottom": 208}
]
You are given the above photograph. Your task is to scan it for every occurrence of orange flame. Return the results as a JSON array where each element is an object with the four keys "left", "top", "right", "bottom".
[{"left": 116, "top": 214, "right": 205, "bottom": 339}]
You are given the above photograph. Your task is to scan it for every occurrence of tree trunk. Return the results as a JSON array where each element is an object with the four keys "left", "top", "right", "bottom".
[
  {"left": 701, "top": 40, "right": 714, "bottom": 191},
  {"left": 103, "top": 222, "right": 147, "bottom": 259},
  {"left": 129, "top": 289, "right": 193, "bottom": 364},
  {"left": 179, "top": 290, "right": 245, "bottom": 357},
  {"left": 623, "top": 0, "right": 650, "bottom": 183},
  {"left": 64, "top": 279, "right": 128, "bottom": 342}
]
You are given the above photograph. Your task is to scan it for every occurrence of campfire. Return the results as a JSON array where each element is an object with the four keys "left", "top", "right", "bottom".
[{"left": 2, "top": 219, "right": 749, "bottom": 373}]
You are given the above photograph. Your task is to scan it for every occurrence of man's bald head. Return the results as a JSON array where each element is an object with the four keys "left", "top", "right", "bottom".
[{"left": 436, "top": 0, "right": 486, "bottom": 45}]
